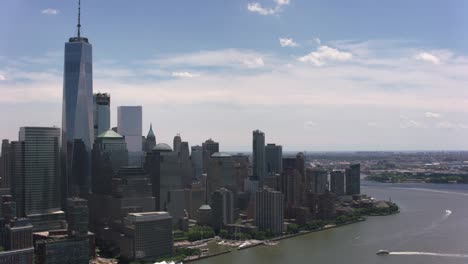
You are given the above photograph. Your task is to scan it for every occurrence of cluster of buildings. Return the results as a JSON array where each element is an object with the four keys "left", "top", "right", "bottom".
[{"left": 0, "top": 3, "right": 363, "bottom": 263}]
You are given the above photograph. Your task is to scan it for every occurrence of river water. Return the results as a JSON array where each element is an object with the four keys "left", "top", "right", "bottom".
[{"left": 195, "top": 181, "right": 468, "bottom": 264}]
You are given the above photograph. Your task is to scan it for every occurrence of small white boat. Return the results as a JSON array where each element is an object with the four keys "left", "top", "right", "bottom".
[{"left": 238, "top": 241, "right": 251, "bottom": 249}]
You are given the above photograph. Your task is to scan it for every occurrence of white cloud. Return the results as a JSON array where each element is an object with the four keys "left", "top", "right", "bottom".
[
  {"left": 436, "top": 122, "right": 468, "bottom": 129},
  {"left": 41, "top": 9, "right": 59, "bottom": 15},
  {"left": 424, "top": 112, "right": 442, "bottom": 118},
  {"left": 242, "top": 57, "right": 265, "bottom": 68},
  {"left": 172, "top": 72, "right": 200, "bottom": 78},
  {"left": 0, "top": 74, "right": 6, "bottom": 81},
  {"left": 415, "top": 52, "right": 440, "bottom": 65},
  {"left": 275, "top": 0, "right": 290, "bottom": 6},
  {"left": 304, "top": 121, "right": 318, "bottom": 130},
  {"left": 247, "top": 0, "right": 290, "bottom": 16},
  {"left": 151, "top": 49, "right": 268, "bottom": 69},
  {"left": 400, "top": 115, "right": 424, "bottom": 128},
  {"left": 247, "top": 3, "right": 276, "bottom": 15},
  {"left": 298, "top": 45, "right": 353, "bottom": 66},
  {"left": 279, "top": 38, "right": 298, "bottom": 47},
  {"left": 313, "top": 38, "right": 321, "bottom": 45}
]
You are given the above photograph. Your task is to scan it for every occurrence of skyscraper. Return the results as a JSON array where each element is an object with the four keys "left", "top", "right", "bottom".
[
  {"left": 62, "top": 0, "right": 94, "bottom": 199},
  {"left": 265, "top": 143, "right": 282, "bottom": 175},
  {"left": 117, "top": 106, "right": 142, "bottom": 153},
  {"left": 91, "top": 130, "right": 128, "bottom": 195},
  {"left": 0, "top": 140, "right": 11, "bottom": 188},
  {"left": 346, "top": 164, "right": 361, "bottom": 195},
  {"left": 93, "top": 93, "right": 110, "bottom": 139},
  {"left": 173, "top": 134, "right": 182, "bottom": 154},
  {"left": 254, "top": 187, "right": 284, "bottom": 235},
  {"left": 306, "top": 167, "right": 328, "bottom": 194},
  {"left": 202, "top": 138, "right": 219, "bottom": 173},
  {"left": 11, "top": 127, "right": 65, "bottom": 231},
  {"left": 210, "top": 188, "right": 234, "bottom": 232},
  {"left": 207, "top": 153, "right": 237, "bottom": 199},
  {"left": 191, "top": 145, "right": 203, "bottom": 181},
  {"left": 117, "top": 106, "right": 143, "bottom": 165},
  {"left": 252, "top": 130, "right": 266, "bottom": 187},
  {"left": 143, "top": 124, "right": 156, "bottom": 152},
  {"left": 330, "top": 170, "right": 345, "bottom": 196}
]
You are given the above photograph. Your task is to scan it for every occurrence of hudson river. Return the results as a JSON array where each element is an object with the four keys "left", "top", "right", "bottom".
[{"left": 196, "top": 181, "right": 468, "bottom": 264}]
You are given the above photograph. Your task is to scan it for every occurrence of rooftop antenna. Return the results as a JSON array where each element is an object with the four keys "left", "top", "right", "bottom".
[{"left": 77, "top": 0, "right": 81, "bottom": 38}]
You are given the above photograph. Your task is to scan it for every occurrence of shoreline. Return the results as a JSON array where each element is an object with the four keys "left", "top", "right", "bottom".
[{"left": 186, "top": 217, "right": 377, "bottom": 262}]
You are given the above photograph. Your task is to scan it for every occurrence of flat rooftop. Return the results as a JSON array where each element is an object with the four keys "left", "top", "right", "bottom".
[{"left": 126, "top": 211, "right": 172, "bottom": 222}]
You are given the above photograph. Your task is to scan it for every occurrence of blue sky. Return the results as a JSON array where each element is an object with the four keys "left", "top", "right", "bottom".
[{"left": 1, "top": 0, "right": 468, "bottom": 151}]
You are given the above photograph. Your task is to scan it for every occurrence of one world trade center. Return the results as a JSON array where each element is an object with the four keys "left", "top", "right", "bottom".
[{"left": 61, "top": 0, "right": 93, "bottom": 202}]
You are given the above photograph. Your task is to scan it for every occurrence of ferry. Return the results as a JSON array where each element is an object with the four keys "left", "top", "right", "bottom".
[{"left": 376, "top": 250, "right": 390, "bottom": 255}]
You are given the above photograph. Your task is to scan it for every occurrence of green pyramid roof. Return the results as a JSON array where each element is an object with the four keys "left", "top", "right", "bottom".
[
  {"left": 147, "top": 123, "right": 155, "bottom": 138},
  {"left": 98, "top": 129, "right": 124, "bottom": 139}
]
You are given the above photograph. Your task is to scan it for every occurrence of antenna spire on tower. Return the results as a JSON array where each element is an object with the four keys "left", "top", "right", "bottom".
[{"left": 77, "top": 0, "right": 81, "bottom": 38}]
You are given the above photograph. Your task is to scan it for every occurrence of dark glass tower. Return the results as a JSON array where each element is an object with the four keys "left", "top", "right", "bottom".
[{"left": 62, "top": 0, "right": 94, "bottom": 200}]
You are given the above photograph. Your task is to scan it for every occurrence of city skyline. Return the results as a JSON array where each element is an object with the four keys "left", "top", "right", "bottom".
[{"left": 1, "top": 1, "right": 468, "bottom": 151}]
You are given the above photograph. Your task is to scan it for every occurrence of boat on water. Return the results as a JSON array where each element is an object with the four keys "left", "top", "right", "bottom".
[
  {"left": 263, "top": 241, "right": 279, "bottom": 246},
  {"left": 238, "top": 241, "right": 251, "bottom": 249},
  {"left": 376, "top": 250, "right": 390, "bottom": 255}
]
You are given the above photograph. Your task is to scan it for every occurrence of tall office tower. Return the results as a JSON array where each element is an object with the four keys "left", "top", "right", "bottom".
[
  {"left": 143, "top": 124, "right": 156, "bottom": 152},
  {"left": 143, "top": 146, "right": 164, "bottom": 211},
  {"left": 11, "top": 127, "right": 65, "bottom": 231},
  {"left": 166, "top": 189, "right": 191, "bottom": 226},
  {"left": 306, "top": 167, "right": 328, "bottom": 194},
  {"left": 180, "top": 141, "right": 192, "bottom": 187},
  {"left": 265, "top": 144, "right": 282, "bottom": 174},
  {"left": 330, "top": 170, "right": 345, "bottom": 196},
  {"left": 0, "top": 140, "right": 11, "bottom": 188},
  {"left": 254, "top": 187, "right": 284, "bottom": 235},
  {"left": 252, "top": 130, "right": 266, "bottom": 187},
  {"left": 281, "top": 157, "right": 302, "bottom": 207},
  {"left": 62, "top": 1, "right": 94, "bottom": 200},
  {"left": 232, "top": 154, "right": 250, "bottom": 192},
  {"left": 295, "top": 152, "right": 305, "bottom": 180},
  {"left": 202, "top": 138, "right": 219, "bottom": 173},
  {"left": 159, "top": 145, "right": 188, "bottom": 210},
  {"left": 305, "top": 190, "right": 318, "bottom": 219},
  {"left": 173, "top": 134, "right": 182, "bottom": 153},
  {"left": 109, "top": 167, "right": 155, "bottom": 221},
  {"left": 207, "top": 153, "right": 237, "bottom": 200},
  {"left": 210, "top": 188, "right": 234, "bottom": 233},
  {"left": 91, "top": 130, "right": 128, "bottom": 195},
  {"left": 93, "top": 93, "right": 110, "bottom": 139},
  {"left": 191, "top": 145, "right": 203, "bottom": 181},
  {"left": 317, "top": 191, "right": 337, "bottom": 221},
  {"left": 66, "top": 197, "right": 89, "bottom": 238},
  {"left": 345, "top": 164, "right": 361, "bottom": 195},
  {"left": 117, "top": 106, "right": 143, "bottom": 165},
  {"left": 120, "top": 212, "right": 173, "bottom": 261}
]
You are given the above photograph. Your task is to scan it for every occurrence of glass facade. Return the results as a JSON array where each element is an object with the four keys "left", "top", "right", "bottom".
[
  {"left": 93, "top": 93, "right": 110, "bottom": 139},
  {"left": 253, "top": 130, "right": 266, "bottom": 187},
  {"left": 62, "top": 37, "right": 94, "bottom": 199},
  {"left": 13, "top": 127, "right": 61, "bottom": 217}
]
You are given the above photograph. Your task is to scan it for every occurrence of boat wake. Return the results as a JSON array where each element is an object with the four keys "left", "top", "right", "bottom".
[
  {"left": 389, "top": 252, "right": 468, "bottom": 258},
  {"left": 391, "top": 187, "right": 468, "bottom": 197}
]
